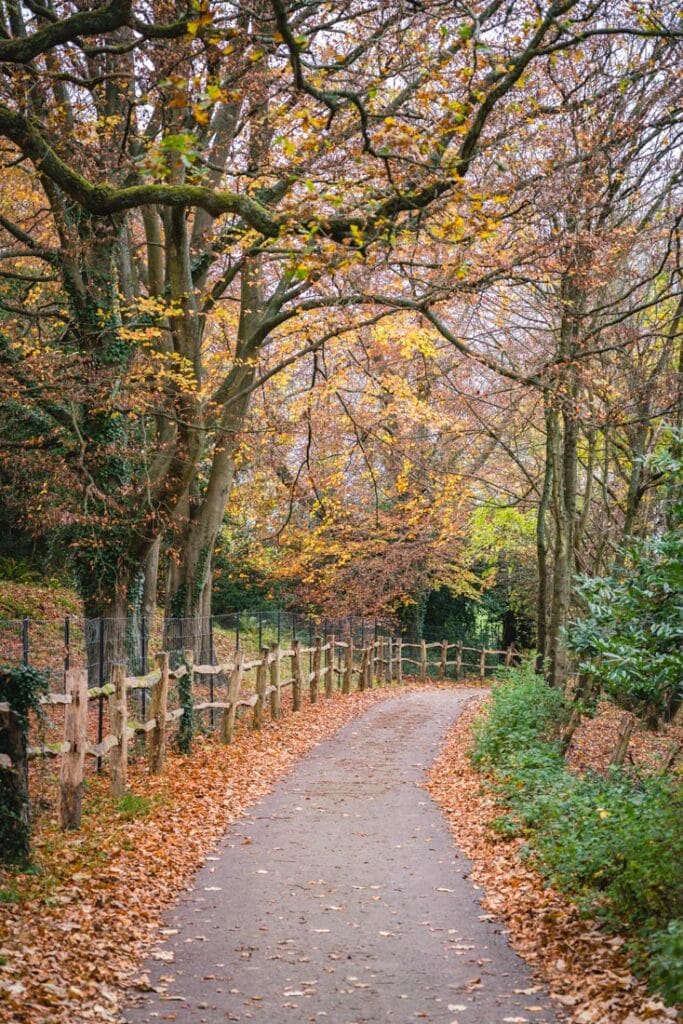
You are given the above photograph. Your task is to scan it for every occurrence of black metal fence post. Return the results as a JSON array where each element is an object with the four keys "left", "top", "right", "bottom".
[
  {"left": 209, "top": 617, "right": 215, "bottom": 727},
  {"left": 21, "top": 617, "right": 29, "bottom": 667},
  {"left": 63, "top": 616, "right": 70, "bottom": 693},
  {"left": 140, "top": 616, "right": 147, "bottom": 719},
  {"left": 97, "top": 618, "right": 105, "bottom": 772},
  {"left": 64, "top": 617, "right": 70, "bottom": 671}
]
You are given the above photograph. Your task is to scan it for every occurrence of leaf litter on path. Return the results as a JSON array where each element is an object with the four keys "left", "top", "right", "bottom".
[{"left": 0, "top": 686, "right": 427, "bottom": 1024}]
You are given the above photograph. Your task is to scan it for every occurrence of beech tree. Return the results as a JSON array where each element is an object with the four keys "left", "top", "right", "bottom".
[{"left": 1, "top": 0, "right": 639, "bottom": 639}]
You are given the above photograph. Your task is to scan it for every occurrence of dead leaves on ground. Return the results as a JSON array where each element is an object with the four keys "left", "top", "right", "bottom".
[
  {"left": 427, "top": 698, "right": 680, "bottom": 1024},
  {"left": 567, "top": 701, "right": 683, "bottom": 776}
]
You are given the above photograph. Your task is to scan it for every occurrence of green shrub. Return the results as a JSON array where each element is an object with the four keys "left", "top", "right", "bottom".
[
  {"left": 648, "top": 920, "right": 683, "bottom": 1005},
  {"left": 472, "top": 658, "right": 567, "bottom": 767},
  {"left": 472, "top": 667, "right": 683, "bottom": 1005}
]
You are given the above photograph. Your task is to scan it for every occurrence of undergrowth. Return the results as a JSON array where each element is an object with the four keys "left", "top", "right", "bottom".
[{"left": 471, "top": 662, "right": 683, "bottom": 1005}]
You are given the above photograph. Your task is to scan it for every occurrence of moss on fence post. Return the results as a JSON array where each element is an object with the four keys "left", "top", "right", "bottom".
[{"left": 0, "top": 665, "right": 48, "bottom": 864}]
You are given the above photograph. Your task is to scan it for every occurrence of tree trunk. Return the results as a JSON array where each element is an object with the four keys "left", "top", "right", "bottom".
[
  {"left": 547, "top": 271, "right": 581, "bottom": 689},
  {"left": 165, "top": 259, "right": 262, "bottom": 657},
  {"left": 536, "top": 405, "right": 555, "bottom": 672},
  {"left": 83, "top": 586, "right": 131, "bottom": 685},
  {"left": 0, "top": 702, "right": 30, "bottom": 863},
  {"left": 142, "top": 537, "right": 161, "bottom": 625},
  {"left": 548, "top": 404, "right": 578, "bottom": 689}
]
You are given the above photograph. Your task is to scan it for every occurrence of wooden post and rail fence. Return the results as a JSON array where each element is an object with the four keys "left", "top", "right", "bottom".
[{"left": 0, "top": 636, "right": 519, "bottom": 832}]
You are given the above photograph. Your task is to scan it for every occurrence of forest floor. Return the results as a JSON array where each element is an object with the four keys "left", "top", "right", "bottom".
[
  {"left": 429, "top": 699, "right": 682, "bottom": 1024},
  {"left": 1, "top": 681, "right": 680, "bottom": 1024},
  {"left": 566, "top": 701, "right": 683, "bottom": 776}
]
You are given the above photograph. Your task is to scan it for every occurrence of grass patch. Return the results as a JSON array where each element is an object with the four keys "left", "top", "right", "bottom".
[
  {"left": 115, "top": 792, "right": 154, "bottom": 819},
  {"left": 472, "top": 662, "right": 683, "bottom": 1005},
  {"left": 0, "top": 885, "right": 21, "bottom": 903}
]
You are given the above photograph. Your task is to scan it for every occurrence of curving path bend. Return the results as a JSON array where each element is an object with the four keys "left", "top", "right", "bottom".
[{"left": 124, "top": 690, "right": 558, "bottom": 1024}]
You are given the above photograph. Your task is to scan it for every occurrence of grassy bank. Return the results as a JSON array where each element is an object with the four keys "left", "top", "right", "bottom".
[{"left": 471, "top": 665, "right": 682, "bottom": 1005}]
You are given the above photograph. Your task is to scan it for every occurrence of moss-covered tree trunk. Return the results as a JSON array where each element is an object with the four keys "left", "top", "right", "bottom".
[
  {"left": 0, "top": 667, "right": 47, "bottom": 864},
  {"left": 0, "top": 705, "right": 30, "bottom": 863}
]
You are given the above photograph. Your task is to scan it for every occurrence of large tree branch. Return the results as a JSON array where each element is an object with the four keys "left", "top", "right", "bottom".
[
  {"left": 0, "top": 104, "right": 280, "bottom": 234},
  {"left": 0, "top": 0, "right": 132, "bottom": 63}
]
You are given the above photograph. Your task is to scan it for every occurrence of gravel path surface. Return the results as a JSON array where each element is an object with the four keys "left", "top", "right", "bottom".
[{"left": 124, "top": 689, "right": 558, "bottom": 1024}]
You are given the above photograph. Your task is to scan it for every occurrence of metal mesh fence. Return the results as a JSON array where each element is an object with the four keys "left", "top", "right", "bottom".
[
  {"left": 1, "top": 610, "right": 508, "bottom": 769},
  {"left": 0, "top": 611, "right": 398, "bottom": 683}
]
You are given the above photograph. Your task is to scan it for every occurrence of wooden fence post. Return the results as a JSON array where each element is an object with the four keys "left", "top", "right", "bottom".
[
  {"left": 310, "top": 636, "right": 322, "bottom": 703},
  {"left": 661, "top": 740, "right": 682, "bottom": 773},
  {"left": 59, "top": 668, "right": 88, "bottom": 829},
  {"left": 359, "top": 647, "right": 368, "bottom": 691},
  {"left": 610, "top": 713, "right": 635, "bottom": 766},
  {"left": 420, "top": 640, "right": 427, "bottom": 683},
  {"left": 292, "top": 640, "right": 303, "bottom": 711},
  {"left": 455, "top": 640, "right": 462, "bottom": 679},
  {"left": 439, "top": 640, "right": 448, "bottom": 682},
  {"left": 396, "top": 638, "right": 402, "bottom": 684},
  {"left": 110, "top": 663, "right": 127, "bottom": 798},
  {"left": 254, "top": 647, "right": 269, "bottom": 729},
  {"left": 270, "top": 644, "right": 281, "bottom": 720},
  {"left": 325, "top": 635, "right": 335, "bottom": 697},
  {"left": 479, "top": 648, "right": 486, "bottom": 680},
  {"left": 560, "top": 703, "right": 583, "bottom": 755},
  {"left": 377, "top": 636, "right": 384, "bottom": 685},
  {"left": 148, "top": 652, "right": 169, "bottom": 773},
  {"left": 505, "top": 645, "right": 513, "bottom": 668},
  {"left": 387, "top": 636, "right": 393, "bottom": 682},
  {"left": 343, "top": 638, "right": 353, "bottom": 694},
  {"left": 222, "top": 650, "right": 244, "bottom": 744}
]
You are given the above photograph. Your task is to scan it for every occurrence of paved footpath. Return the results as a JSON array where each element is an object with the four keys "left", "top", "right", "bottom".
[{"left": 124, "top": 690, "right": 558, "bottom": 1024}]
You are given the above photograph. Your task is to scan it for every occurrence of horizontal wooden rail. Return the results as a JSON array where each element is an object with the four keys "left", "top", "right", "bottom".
[
  {"left": 87, "top": 683, "right": 114, "bottom": 700},
  {"left": 13, "top": 636, "right": 519, "bottom": 829},
  {"left": 28, "top": 741, "right": 71, "bottom": 758},
  {"left": 125, "top": 669, "right": 161, "bottom": 690}
]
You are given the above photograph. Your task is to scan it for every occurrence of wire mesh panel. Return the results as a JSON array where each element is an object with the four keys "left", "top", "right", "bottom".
[{"left": 0, "top": 610, "right": 419, "bottom": 684}]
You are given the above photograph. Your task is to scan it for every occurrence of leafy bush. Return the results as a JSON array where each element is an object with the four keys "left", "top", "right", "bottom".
[
  {"left": 472, "top": 658, "right": 567, "bottom": 767},
  {"left": 648, "top": 920, "right": 683, "bottom": 1005},
  {"left": 0, "top": 557, "right": 39, "bottom": 583},
  {"left": 567, "top": 534, "right": 683, "bottom": 722},
  {"left": 472, "top": 668, "right": 683, "bottom": 1004}
]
